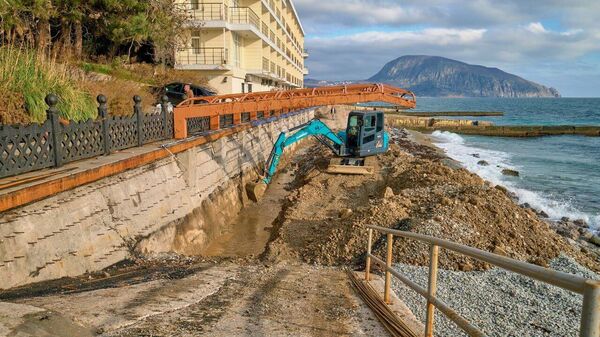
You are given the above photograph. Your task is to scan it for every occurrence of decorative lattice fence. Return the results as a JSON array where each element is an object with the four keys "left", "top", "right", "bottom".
[{"left": 0, "top": 94, "right": 173, "bottom": 179}]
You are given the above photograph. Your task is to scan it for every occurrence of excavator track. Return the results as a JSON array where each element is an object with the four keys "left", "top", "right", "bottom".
[{"left": 326, "top": 156, "right": 377, "bottom": 175}]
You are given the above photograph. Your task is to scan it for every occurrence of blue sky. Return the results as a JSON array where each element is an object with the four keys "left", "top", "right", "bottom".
[{"left": 294, "top": 0, "right": 600, "bottom": 97}]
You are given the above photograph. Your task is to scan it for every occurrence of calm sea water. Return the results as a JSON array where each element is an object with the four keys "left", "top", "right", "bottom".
[{"left": 415, "top": 98, "right": 600, "bottom": 229}]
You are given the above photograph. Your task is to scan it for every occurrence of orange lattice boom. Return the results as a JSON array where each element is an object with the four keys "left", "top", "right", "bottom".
[{"left": 173, "top": 83, "right": 416, "bottom": 139}]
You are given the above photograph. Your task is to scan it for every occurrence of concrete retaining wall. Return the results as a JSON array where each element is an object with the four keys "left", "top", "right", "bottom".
[{"left": 0, "top": 110, "right": 314, "bottom": 290}]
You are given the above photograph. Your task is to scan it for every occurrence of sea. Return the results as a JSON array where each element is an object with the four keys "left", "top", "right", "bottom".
[{"left": 413, "top": 98, "right": 600, "bottom": 230}]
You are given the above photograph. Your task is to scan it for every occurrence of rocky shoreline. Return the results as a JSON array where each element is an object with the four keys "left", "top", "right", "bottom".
[
  {"left": 416, "top": 129, "right": 600, "bottom": 259},
  {"left": 264, "top": 126, "right": 600, "bottom": 272}
]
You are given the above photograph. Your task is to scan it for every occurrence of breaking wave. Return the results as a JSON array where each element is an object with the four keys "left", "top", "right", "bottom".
[{"left": 431, "top": 131, "right": 599, "bottom": 230}]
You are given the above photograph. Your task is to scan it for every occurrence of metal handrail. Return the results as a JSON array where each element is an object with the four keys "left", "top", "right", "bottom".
[
  {"left": 230, "top": 7, "right": 260, "bottom": 29},
  {"left": 365, "top": 225, "right": 600, "bottom": 337},
  {"left": 175, "top": 47, "right": 228, "bottom": 66},
  {"left": 180, "top": 2, "right": 227, "bottom": 21}
]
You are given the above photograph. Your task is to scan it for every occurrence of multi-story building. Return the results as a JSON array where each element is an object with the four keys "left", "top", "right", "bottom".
[{"left": 175, "top": 0, "right": 308, "bottom": 94}]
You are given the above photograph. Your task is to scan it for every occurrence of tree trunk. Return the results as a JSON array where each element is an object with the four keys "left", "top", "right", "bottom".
[
  {"left": 74, "top": 20, "right": 83, "bottom": 58},
  {"left": 36, "top": 18, "right": 50, "bottom": 51},
  {"left": 60, "top": 20, "right": 72, "bottom": 57}
]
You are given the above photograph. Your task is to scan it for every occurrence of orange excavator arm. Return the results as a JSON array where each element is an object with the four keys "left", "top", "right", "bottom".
[{"left": 173, "top": 83, "right": 416, "bottom": 139}]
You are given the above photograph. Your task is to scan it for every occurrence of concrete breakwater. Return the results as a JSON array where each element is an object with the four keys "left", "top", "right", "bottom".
[
  {"left": 387, "top": 115, "right": 493, "bottom": 128},
  {"left": 347, "top": 105, "right": 503, "bottom": 117},
  {"left": 397, "top": 111, "right": 503, "bottom": 117},
  {"left": 388, "top": 115, "right": 600, "bottom": 137},
  {"left": 0, "top": 109, "right": 314, "bottom": 290}
]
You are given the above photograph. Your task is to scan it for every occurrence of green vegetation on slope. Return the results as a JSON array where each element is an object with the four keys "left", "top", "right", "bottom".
[{"left": 0, "top": 47, "right": 96, "bottom": 124}]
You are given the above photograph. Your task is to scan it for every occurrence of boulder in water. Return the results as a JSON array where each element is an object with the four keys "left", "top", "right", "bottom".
[
  {"left": 477, "top": 160, "right": 489, "bottom": 166},
  {"left": 502, "top": 169, "right": 520, "bottom": 177}
]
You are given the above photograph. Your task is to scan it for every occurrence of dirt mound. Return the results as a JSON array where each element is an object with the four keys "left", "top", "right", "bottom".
[{"left": 265, "top": 136, "right": 599, "bottom": 272}]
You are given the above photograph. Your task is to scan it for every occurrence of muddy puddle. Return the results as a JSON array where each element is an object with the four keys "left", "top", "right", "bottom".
[{"left": 200, "top": 164, "right": 297, "bottom": 258}]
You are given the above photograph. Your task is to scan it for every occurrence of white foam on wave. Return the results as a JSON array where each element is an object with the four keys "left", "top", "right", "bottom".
[{"left": 431, "top": 131, "right": 600, "bottom": 229}]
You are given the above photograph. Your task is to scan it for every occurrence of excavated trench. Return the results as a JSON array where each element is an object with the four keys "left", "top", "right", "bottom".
[{"left": 200, "top": 152, "right": 301, "bottom": 258}]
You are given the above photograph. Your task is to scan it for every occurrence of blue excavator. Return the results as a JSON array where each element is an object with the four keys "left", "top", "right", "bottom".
[{"left": 246, "top": 110, "right": 389, "bottom": 201}]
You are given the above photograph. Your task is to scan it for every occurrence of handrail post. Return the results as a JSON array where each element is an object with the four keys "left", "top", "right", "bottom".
[
  {"left": 425, "top": 244, "right": 440, "bottom": 337},
  {"left": 384, "top": 233, "right": 393, "bottom": 304},
  {"left": 580, "top": 280, "right": 600, "bottom": 337},
  {"left": 365, "top": 228, "right": 373, "bottom": 281},
  {"left": 134, "top": 95, "right": 143, "bottom": 146},
  {"left": 45, "top": 94, "right": 63, "bottom": 168},
  {"left": 97, "top": 94, "right": 110, "bottom": 155}
]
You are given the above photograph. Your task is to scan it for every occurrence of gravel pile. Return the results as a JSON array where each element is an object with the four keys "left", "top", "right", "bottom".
[{"left": 392, "top": 255, "right": 599, "bottom": 337}]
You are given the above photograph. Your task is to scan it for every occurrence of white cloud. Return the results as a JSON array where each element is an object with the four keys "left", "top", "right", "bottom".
[
  {"left": 526, "top": 22, "right": 547, "bottom": 34},
  {"left": 338, "top": 29, "right": 487, "bottom": 45}
]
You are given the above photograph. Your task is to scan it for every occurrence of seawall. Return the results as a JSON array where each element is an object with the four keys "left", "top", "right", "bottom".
[{"left": 0, "top": 109, "right": 314, "bottom": 289}]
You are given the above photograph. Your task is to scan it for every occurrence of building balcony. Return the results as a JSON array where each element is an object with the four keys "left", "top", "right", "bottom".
[
  {"left": 175, "top": 47, "right": 229, "bottom": 70},
  {"left": 302, "top": 48, "right": 309, "bottom": 58},
  {"left": 180, "top": 2, "right": 228, "bottom": 22},
  {"left": 230, "top": 7, "right": 260, "bottom": 29},
  {"left": 180, "top": 2, "right": 260, "bottom": 31},
  {"left": 302, "top": 67, "right": 309, "bottom": 75}
]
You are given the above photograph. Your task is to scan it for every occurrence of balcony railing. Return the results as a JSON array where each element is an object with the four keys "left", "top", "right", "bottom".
[
  {"left": 262, "top": 57, "right": 270, "bottom": 72},
  {"left": 262, "top": 22, "right": 269, "bottom": 36},
  {"left": 180, "top": 2, "right": 227, "bottom": 21},
  {"left": 230, "top": 7, "right": 260, "bottom": 29},
  {"left": 176, "top": 47, "right": 228, "bottom": 66}
]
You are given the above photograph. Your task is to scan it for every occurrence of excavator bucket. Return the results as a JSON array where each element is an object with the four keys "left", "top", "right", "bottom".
[
  {"left": 246, "top": 181, "right": 267, "bottom": 202},
  {"left": 326, "top": 157, "right": 376, "bottom": 175}
]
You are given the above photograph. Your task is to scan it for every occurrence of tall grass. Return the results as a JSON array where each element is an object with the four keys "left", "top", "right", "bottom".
[{"left": 0, "top": 47, "right": 97, "bottom": 124}]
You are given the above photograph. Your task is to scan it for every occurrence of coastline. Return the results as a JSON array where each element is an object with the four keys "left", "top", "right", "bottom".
[{"left": 408, "top": 128, "right": 600, "bottom": 251}]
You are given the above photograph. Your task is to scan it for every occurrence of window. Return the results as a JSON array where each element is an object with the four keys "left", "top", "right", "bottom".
[
  {"left": 191, "top": 31, "right": 201, "bottom": 54},
  {"left": 376, "top": 113, "right": 384, "bottom": 132},
  {"left": 364, "top": 115, "right": 376, "bottom": 131},
  {"left": 363, "top": 135, "right": 375, "bottom": 143},
  {"left": 166, "top": 83, "right": 183, "bottom": 93},
  {"left": 232, "top": 32, "right": 241, "bottom": 67},
  {"left": 191, "top": 0, "right": 199, "bottom": 10},
  {"left": 241, "top": 82, "right": 245, "bottom": 93},
  {"left": 248, "top": 83, "right": 253, "bottom": 93}
]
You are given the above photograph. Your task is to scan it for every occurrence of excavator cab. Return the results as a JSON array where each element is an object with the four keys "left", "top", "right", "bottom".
[{"left": 344, "top": 111, "right": 388, "bottom": 157}]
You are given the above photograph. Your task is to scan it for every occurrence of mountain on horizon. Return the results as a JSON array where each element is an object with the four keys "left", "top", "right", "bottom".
[
  {"left": 369, "top": 55, "right": 560, "bottom": 97},
  {"left": 307, "top": 55, "right": 560, "bottom": 97}
]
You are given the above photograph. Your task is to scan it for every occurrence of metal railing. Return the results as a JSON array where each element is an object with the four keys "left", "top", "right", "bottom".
[
  {"left": 364, "top": 225, "right": 600, "bottom": 337},
  {"left": 230, "top": 7, "right": 260, "bottom": 29},
  {"left": 180, "top": 2, "right": 227, "bottom": 21},
  {"left": 176, "top": 47, "right": 228, "bottom": 66},
  {"left": 262, "top": 22, "right": 269, "bottom": 36}
]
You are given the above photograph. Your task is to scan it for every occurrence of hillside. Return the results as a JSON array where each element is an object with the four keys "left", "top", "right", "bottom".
[{"left": 368, "top": 55, "right": 560, "bottom": 97}]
